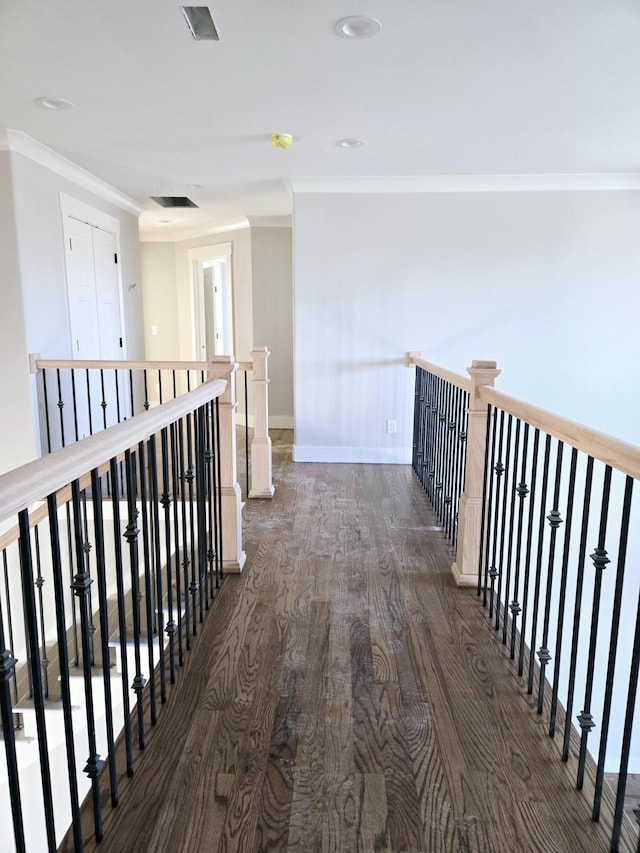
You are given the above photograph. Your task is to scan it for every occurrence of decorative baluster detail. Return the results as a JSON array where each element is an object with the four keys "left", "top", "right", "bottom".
[{"left": 161, "top": 426, "right": 177, "bottom": 683}]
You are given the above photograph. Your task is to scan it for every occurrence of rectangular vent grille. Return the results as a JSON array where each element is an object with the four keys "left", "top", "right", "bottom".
[
  {"left": 152, "top": 196, "right": 199, "bottom": 208},
  {"left": 181, "top": 7, "right": 220, "bottom": 41}
]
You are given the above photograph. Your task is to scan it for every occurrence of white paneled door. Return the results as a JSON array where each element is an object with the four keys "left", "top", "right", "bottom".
[
  {"left": 63, "top": 214, "right": 126, "bottom": 437},
  {"left": 64, "top": 216, "right": 123, "bottom": 360}
]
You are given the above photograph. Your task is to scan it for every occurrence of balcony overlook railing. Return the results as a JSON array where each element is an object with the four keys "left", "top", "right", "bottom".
[
  {"left": 410, "top": 353, "right": 640, "bottom": 853},
  {"left": 29, "top": 346, "right": 274, "bottom": 503},
  {"left": 0, "top": 378, "right": 232, "bottom": 852}
]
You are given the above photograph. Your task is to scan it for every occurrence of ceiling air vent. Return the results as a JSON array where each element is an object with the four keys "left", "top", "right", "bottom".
[
  {"left": 181, "top": 7, "right": 220, "bottom": 41},
  {"left": 151, "top": 196, "right": 199, "bottom": 208}
]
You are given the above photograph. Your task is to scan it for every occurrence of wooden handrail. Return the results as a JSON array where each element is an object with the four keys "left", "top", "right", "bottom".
[
  {"left": 478, "top": 385, "right": 640, "bottom": 482},
  {"left": 0, "top": 379, "right": 226, "bottom": 523},
  {"left": 408, "top": 353, "right": 471, "bottom": 392},
  {"left": 30, "top": 355, "right": 238, "bottom": 374}
]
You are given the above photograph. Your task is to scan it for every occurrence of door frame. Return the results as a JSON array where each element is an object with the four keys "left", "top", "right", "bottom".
[
  {"left": 59, "top": 192, "right": 127, "bottom": 358},
  {"left": 188, "top": 242, "right": 233, "bottom": 360}
]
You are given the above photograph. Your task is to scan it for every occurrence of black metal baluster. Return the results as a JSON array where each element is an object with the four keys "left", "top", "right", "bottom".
[
  {"left": 178, "top": 416, "right": 191, "bottom": 649},
  {"left": 196, "top": 405, "right": 209, "bottom": 616},
  {"left": 536, "top": 441, "right": 564, "bottom": 714},
  {"left": 161, "top": 427, "right": 177, "bottom": 683},
  {"left": 124, "top": 449, "right": 148, "bottom": 743},
  {"left": 115, "top": 369, "right": 122, "bottom": 423},
  {"left": 158, "top": 369, "right": 163, "bottom": 404},
  {"left": 509, "top": 423, "right": 529, "bottom": 658},
  {"left": 90, "top": 467, "right": 119, "bottom": 806},
  {"left": 2, "top": 549, "right": 18, "bottom": 703},
  {"left": 172, "top": 369, "right": 177, "bottom": 401},
  {"left": 185, "top": 412, "right": 199, "bottom": 631},
  {"left": 41, "top": 368, "right": 52, "bottom": 453},
  {"left": 488, "top": 410, "right": 505, "bottom": 618},
  {"left": 80, "top": 489, "right": 95, "bottom": 666},
  {"left": 170, "top": 421, "right": 185, "bottom": 664},
  {"left": 205, "top": 401, "right": 217, "bottom": 597},
  {"left": 611, "top": 589, "right": 640, "bottom": 853},
  {"left": 526, "top": 433, "right": 552, "bottom": 695},
  {"left": 502, "top": 418, "right": 521, "bottom": 645},
  {"left": 518, "top": 429, "right": 540, "bottom": 677},
  {"left": 592, "top": 475, "right": 633, "bottom": 822},
  {"left": 143, "top": 370, "right": 150, "bottom": 411},
  {"left": 412, "top": 367, "right": 420, "bottom": 472},
  {"left": 562, "top": 456, "right": 594, "bottom": 763},
  {"left": 147, "top": 435, "right": 167, "bottom": 703},
  {"left": 481, "top": 408, "right": 498, "bottom": 607},
  {"left": 215, "top": 397, "right": 224, "bottom": 582},
  {"left": 71, "top": 481, "right": 104, "bottom": 841},
  {"left": 65, "top": 501, "right": 79, "bottom": 666},
  {"left": 100, "top": 368, "right": 108, "bottom": 429},
  {"left": 135, "top": 443, "right": 157, "bottom": 727},
  {"left": 576, "top": 465, "right": 612, "bottom": 791},
  {"left": 33, "top": 525, "right": 50, "bottom": 699},
  {"left": 495, "top": 413, "right": 512, "bottom": 630},
  {"left": 109, "top": 457, "right": 135, "bottom": 772},
  {"left": 71, "top": 369, "right": 80, "bottom": 442},
  {"left": 85, "top": 369, "right": 94, "bottom": 436},
  {"left": 18, "top": 508, "right": 57, "bottom": 850},
  {"left": 477, "top": 404, "right": 493, "bottom": 597},
  {"left": 549, "top": 447, "right": 578, "bottom": 734},
  {"left": 46, "top": 493, "right": 83, "bottom": 851},
  {"left": 56, "top": 368, "right": 66, "bottom": 448},
  {"left": 0, "top": 564, "right": 25, "bottom": 853},
  {"left": 129, "top": 369, "right": 135, "bottom": 416}
]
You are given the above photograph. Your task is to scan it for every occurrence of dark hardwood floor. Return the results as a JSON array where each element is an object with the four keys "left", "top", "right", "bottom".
[{"left": 66, "top": 430, "right": 626, "bottom": 852}]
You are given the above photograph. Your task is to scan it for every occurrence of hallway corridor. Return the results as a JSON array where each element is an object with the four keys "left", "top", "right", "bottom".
[{"left": 65, "top": 432, "right": 615, "bottom": 852}]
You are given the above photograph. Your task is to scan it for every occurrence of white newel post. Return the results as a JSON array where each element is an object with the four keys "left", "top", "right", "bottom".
[
  {"left": 452, "top": 359, "right": 501, "bottom": 587},
  {"left": 249, "top": 346, "right": 275, "bottom": 499},
  {"left": 213, "top": 357, "right": 246, "bottom": 573}
]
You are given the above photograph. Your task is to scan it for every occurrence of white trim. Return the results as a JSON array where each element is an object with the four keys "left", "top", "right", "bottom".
[
  {"left": 60, "top": 193, "right": 121, "bottom": 235},
  {"left": 288, "top": 173, "right": 640, "bottom": 195},
  {"left": 3, "top": 129, "right": 142, "bottom": 215},
  {"left": 269, "top": 416, "right": 294, "bottom": 429},
  {"left": 246, "top": 215, "right": 292, "bottom": 228},
  {"left": 292, "top": 445, "right": 411, "bottom": 464},
  {"left": 189, "top": 242, "right": 233, "bottom": 361}
]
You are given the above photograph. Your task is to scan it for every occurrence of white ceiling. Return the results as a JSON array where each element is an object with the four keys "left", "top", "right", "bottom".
[{"left": 1, "top": 1, "right": 640, "bottom": 236}]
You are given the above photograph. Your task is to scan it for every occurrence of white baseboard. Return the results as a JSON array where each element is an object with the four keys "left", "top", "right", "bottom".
[
  {"left": 269, "top": 415, "right": 294, "bottom": 429},
  {"left": 292, "top": 445, "right": 411, "bottom": 464}
]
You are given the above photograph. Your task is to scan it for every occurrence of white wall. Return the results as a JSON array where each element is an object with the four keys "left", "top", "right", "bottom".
[
  {"left": 292, "top": 190, "right": 640, "bottom": 462},
  {"left": 0, "top": 152, "right": 37, "bottom": 473},
  {"left": 140, "top": 242, "right": 179, "bottom": 359},
  {"left": 251, "top": 226, "right": 293, "bottom": 427},
  {"left": 10, "top": 151, "right": 144, "bottom": 362}
]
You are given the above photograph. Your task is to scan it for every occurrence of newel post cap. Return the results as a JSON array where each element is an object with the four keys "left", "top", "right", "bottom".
[{"left": 467, "top": 360, "right": 501, "bottom": 387}]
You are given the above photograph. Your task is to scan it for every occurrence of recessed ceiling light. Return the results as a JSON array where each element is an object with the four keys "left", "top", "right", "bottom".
[
  {"left": 37, "top": 97, "right": 74, "bottom": 110},
  {"left": 181, "top": 6, "right": 219, "bottom": 40},
  {"left": 337, "top": 138, "right": 366, "bottom": 148},
  {"left": 335, "top": 16, "right": 382, "bottom": 39}
]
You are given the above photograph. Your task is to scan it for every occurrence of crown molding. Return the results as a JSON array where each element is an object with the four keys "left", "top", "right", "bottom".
[
  {"left": 288, "top": 173, "right": 640, "bottom": 194},
  {"left": 139, "top": 216, "right": 250, "bottom": 243},
  {"left": 2, "top": 129, "right": 143, "bottom": 215}
]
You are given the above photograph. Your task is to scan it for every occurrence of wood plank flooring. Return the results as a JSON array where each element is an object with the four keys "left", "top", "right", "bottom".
[{"left": 64, "top": 431, "right": 625, "bottom": 852}]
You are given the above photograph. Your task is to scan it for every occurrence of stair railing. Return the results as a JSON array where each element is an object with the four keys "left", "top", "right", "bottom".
[
  {"left": 0, "top": 378, "right": 226, "bottom": 852},
  {"left": 409, "top": 352, "right": 640, "bottom": 853}
]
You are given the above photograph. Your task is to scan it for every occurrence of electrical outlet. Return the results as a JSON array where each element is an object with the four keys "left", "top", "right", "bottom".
[{"left": 386, "top": 419, "right": 397, "bottom": 434}]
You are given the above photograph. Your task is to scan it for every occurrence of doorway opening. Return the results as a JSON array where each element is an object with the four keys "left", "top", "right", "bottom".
[{"left": 190, "top": 243, "right": 234, "bottom": 360}]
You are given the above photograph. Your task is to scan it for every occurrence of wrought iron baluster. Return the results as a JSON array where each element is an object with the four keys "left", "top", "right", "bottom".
[
  {"left": 562, "top": 456, "right": 594, "bottom": 762},
  {"left": 100, "top": 368, "right": 108, "bottom": 430},
  {"left": 549, "top": 447, "right": 578, "bottom": 734},
  {"left": 0, "top": 559, "right": 25, "bottom": 853},
  {"left": 215, "top": 397, "right": 224, "bottom": 582},
  {"left": 41, "top": 367, "right": 52, "bottom": 453},
  {"left": 18, "top": 508, "right": 57, "bottom": 850},
  {"left": 161, "top": 427, "right": 177, "bottom": 683},
  {"left": 71, "top": 481, "right": 104, "bottom": 842},
  {"left": 90, "top": 468, "right": 118, "bottom": 806},
  {"left": 502, "top": 418, "right": 521, "bottom": 645},
  {"left": 147, "top": 435, "right": 167, "bottom": 704},
  {"left": 135, "top": 442, "right": 157, "bottom": 727},
  {"left": 56, "top": 368, "right": 66, "bottom": 448},
  {"left": 196, "top": 406, "right": 209, "bottom": 615},
  {"left": 124, "top": 448, "right": 148, "bottom": 741},
  {"left": 71, "top": 369, "right": 79, "bottom": 442},
  {"left": 2, "top": 549, "right": 18, "bottom": 703},
  {"left": 527, "top": 433, "right": 552, "bottom": 695},
  {"left": 509, "top": 423, "right": 529, "bottom": 659},
  {"left": 109, "top": 457, "right": 135, "bottom": 770},
  {"left": 576, "top": 465, "right": 612, "bottom": 791},
  {"left": 178, "top": 415, "right": 191, "bottom": 649},
  {"left": 33, "top": 525, "right": 50, "bottom": 699},
  {"left": 592, "top": 475, "right": 633, "bottom": 822},
  {"left": 170, "top": 421, "right": 185, "bottom": 664}
]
